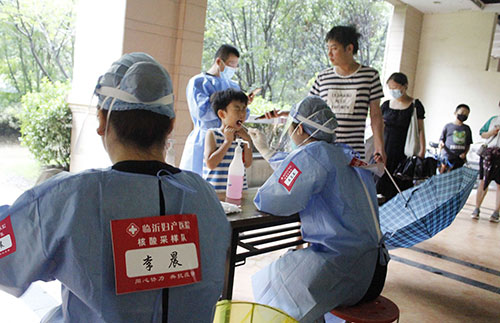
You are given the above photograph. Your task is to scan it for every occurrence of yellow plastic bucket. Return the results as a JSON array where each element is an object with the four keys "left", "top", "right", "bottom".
[{"left": 213, "top": 300, "right": 298, "bottom": 323}]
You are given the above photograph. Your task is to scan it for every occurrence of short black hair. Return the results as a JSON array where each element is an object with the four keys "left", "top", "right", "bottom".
[
  {"left": 325, "top": 25, "right": 361, "bottom": 55},
  {"left": 387, "top": 72, "right": 409, "bottom": 86},
  {"left": 214, "top": 44, "right": 240, "bottom": 62},
  {"left": 455, "top": 103, "right": 470, "bottom": 112},
  {"left": 210, "top": 88, "right": 248, "bottom": 117},
  {"left": 104, "top": 109, "right": 173, "bottom": 149}
]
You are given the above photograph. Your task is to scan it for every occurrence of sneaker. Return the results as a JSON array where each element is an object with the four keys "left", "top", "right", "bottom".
[
  {"left": 490, "top": 211, "right": 499, "bottom": 223},
  {"left": 471, "top": 208, "right": 480, "bottom": 220}
]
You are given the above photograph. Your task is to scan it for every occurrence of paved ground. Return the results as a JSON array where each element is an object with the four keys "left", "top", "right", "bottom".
[{"left": 0, "top": 143, "right": 41, "bottom": 205}]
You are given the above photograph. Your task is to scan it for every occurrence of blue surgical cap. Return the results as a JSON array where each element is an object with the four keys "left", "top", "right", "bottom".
[
  {"left": 94, "top": 52, "right": 175, "bottom": 118},
  {"left": 290, "top": 96, "right": 338, "bottom": 143}
]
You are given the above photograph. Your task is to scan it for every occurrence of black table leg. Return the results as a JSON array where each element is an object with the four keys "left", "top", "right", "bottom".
[{"left": 222, "top": 229, "right": 239, "bottom": 299}]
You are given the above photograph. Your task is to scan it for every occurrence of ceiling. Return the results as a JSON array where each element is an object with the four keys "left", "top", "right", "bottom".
[{"left": 391, "top": 0, "right": 500, "bottom": 13}]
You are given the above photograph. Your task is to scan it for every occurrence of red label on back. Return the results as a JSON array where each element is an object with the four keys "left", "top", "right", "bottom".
[
  {"left": 349, "top": 157, "right": 368, "bottom": 167},
  {"left": 278, "top": 161, "right": 302, "bottom": 192},
  {"left": 110, "top": 214, "right": 201, "bottom": 295},
  {"left": 0, "top": 216, "right": 16, "bottom": 259}
]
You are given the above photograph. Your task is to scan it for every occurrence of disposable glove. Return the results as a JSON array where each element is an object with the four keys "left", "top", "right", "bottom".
[{"left": 248, "top": 128, "right": 276, "bottom": 161}]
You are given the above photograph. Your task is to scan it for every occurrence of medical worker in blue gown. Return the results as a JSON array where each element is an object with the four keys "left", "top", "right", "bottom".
[
  {"left": 0, "top": 53, "right": 230, "bottom": 323},
  {"left": 249, "top": 96, "right": 389, "bottom": 323},
  {"left": 180, "top": 44, "right": 252, "bottom": 175}
]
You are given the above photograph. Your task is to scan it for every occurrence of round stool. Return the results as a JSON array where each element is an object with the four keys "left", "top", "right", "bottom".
[{"left": 330, "top": 295, "right": 399, "bottom": 323}]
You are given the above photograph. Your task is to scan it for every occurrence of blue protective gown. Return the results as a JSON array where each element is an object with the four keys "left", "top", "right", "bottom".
[
  {"left": 180, "top": 73, "right": 247, "bottom": 176},
  {"left": 253, "top": 142, "right": 385, "bottom": 322},
  {"left": 0, "top": 162, "right": 230, "bottom": 322}
]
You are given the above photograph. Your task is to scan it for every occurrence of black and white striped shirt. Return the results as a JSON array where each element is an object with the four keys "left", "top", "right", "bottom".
[{"left": 309, "top": 65, "right": 384, "bottom": 158}]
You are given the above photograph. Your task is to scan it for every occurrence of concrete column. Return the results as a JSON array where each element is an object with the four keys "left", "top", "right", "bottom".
[
  {"left": 382, "top": 3, "right": 423, "bottom": 95},
  {"left": 123, "top": 0, "right": 208, "bottom": 165},
  {"left": 69, "top": 0, "right": 207, "bottom": 172}
]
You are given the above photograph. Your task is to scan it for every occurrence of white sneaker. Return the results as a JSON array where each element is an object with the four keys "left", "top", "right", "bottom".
[{"left": 471, "top": 208, "right": 480, "bottom": 220}]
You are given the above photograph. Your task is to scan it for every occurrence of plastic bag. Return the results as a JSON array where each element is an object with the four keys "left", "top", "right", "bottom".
[
  {"left": 213, "top": 300, "right": 297, "bottom": 323},
  {"left": 394, "top": 156, "right": 436, "bottom": 180},
  {"left": 404, "top": 103, "right": 420, "bottom": 158}
]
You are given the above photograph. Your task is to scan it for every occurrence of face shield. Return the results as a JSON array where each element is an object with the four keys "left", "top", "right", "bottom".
[
  {"left": 72, "top": 53, "right": 175, "bottom": 171},
  {"left": 94, "top": 57, "right": 175, "bottom": 118},
  {"left": 276, "top": 96, "right": 338, "bottom": 151},
  {"left": 273, "top": 116, "right": 294, "bottom": 152}
]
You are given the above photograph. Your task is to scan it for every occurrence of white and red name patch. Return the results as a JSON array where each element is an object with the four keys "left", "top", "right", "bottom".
[
  {"left": 278, "top": 161, "right": 302, "bottom": 192},
  {"left": 110, "top": 214, "right": 201, "bottom": 295},
  {"left": 0, "top": 216, "right": 16, "bottom": 259},
  {"left": 349, "top": 157, "right": 368, "bottom": 167},
  {"left": 350, "top": 157, "right": 385, "bottom": 177}
]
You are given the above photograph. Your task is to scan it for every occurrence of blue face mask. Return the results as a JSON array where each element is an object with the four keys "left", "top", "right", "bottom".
[
  {"left": 220, "top": 63, "right": 236, "bottom": 80},
  {"left": 389, "top": 89, "right": 403, "bottom": 99},
  {"left": 290, "top": 140, "right": 299, "bottom": 150}
]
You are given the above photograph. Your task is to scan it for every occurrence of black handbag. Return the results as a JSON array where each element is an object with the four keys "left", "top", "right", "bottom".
[
  {"left": 394, "top": 156, "right": 421, "bottom": 181},
  {"left": 394, "top": 156, "right": 436, "bottom": 180}
]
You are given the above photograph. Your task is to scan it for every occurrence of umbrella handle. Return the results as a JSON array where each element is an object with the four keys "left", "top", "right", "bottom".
[
  {"left": 384, "top": 167, "right": 406, "bottom": 198},
  {"left": 384, "top": 166, "right": 420, "bottom": 206},
  {"left": 384, "top": 166, "right": 419, "bottom": 219}
]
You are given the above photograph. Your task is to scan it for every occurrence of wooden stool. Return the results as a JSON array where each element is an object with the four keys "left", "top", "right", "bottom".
[{"left": 330, "top": 295, "right": 399, "bottom": 323}]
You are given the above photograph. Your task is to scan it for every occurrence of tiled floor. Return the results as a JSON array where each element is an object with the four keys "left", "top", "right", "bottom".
[{"left": 231, "top": 188, "right": 500, "bottom": 322}]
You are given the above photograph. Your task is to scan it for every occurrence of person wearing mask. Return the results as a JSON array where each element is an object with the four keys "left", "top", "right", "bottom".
[
  {"left": 249, "top": 96, "right": 388, "bottom": 322},
  {"left": 0, "top": 53, "right": 230, "bottom": 322},
  {"left": 309, "top": 25, "right": 385, "bottom": 163},
  {"left": 438, "top": 104, "right": 473, "bottom": 173},
  {"left": 180, "top": 44, "right": 255, "bottom": 176},
  {"left": 376, "top": 72, "right": 426, "bottom": 201}
]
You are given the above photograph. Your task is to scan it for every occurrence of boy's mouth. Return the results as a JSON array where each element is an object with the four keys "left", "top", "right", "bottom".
[{"left": 236, "top": 120, "right": 243, "bottom": 126}]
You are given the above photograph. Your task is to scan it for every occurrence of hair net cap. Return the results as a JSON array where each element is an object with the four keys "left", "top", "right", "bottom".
[
  {"left": 290, "top": 96, "right": 338, "bottom": 143},
  {"left": 94, "top": 52, "right": 175, "bottom": 118}
]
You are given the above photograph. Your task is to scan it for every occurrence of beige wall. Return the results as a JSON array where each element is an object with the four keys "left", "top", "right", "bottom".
[
  {"left": 69, "top": 0, "right": 207, "bottom": 171},
  {"left": 412, "top": 11, "right": 500, "bottom": 144}
]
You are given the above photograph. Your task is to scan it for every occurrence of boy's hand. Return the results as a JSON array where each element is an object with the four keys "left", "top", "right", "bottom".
[
  {"left": 459, "top": 152, "right": 466, "bottom": 160},
  {"left": 236, "top": 127, "right": 252, "bottom": 142},
  {"left": 222, "top": 126, "right": 236, "bottom": 143}
]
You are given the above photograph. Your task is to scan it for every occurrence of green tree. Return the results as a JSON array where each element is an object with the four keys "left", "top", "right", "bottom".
[
  {"left": 19, "top": 78, "right": 72, "bottom": 169},
  {"left": 204, "top": 0, "right": 391, "bottom": 105},
  {"left": 0, "top": 0, "right": 75, "bottom": 102}
]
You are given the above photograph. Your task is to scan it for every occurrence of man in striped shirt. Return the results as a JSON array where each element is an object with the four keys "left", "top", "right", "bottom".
[{"left": 310, "top": 26, "right": 385, "bottom": 162}]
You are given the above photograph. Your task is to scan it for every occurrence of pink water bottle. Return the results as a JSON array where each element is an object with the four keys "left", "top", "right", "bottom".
[{"left": 226, "top": 139, "right": 248, "bottom": 199}]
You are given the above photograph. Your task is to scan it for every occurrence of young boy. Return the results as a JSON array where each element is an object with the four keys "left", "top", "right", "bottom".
[
  {"left": 203, "top": 88, "right": 253, "bottom": 192},
  {"left": 438, "top": 104, "right": 473, "bottom": 173}
]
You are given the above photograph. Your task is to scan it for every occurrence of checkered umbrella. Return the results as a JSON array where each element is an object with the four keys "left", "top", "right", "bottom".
[{"left": 379, "top": 167, "right": 478, "bottom": 248}]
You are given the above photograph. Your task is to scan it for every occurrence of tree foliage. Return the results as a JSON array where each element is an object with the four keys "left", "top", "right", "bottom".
[
  {"left": 204, "top": 0, "right": 392, "bottom": 105},
  {"left": 0, "top": 0, "right": 75, "bottom": 103},
  {"left": 19, "top": 78, "right": 72, "bottom": 169}
]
